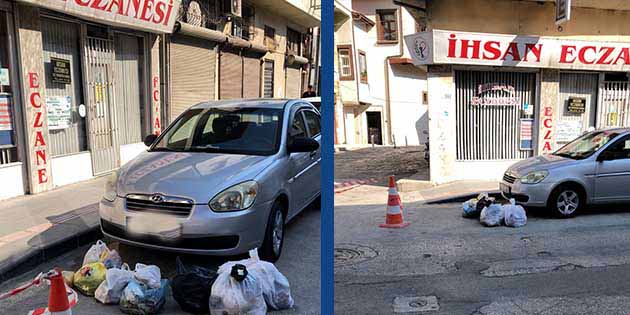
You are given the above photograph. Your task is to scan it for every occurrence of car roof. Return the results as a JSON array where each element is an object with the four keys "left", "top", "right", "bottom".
[
  {"left": 595, "top": 127, "right": 630, "bottom": 134},
  {"left": 190, "top": 99, "right": 291, "bottom": 110}
]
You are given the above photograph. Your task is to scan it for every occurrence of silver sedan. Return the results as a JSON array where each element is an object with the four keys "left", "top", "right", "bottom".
[
  {"left": 501, "top": 128, "right": 630, "bottom": 217},
  {"left": 99, "top": 99, "right": 321, "bottom": 262}
]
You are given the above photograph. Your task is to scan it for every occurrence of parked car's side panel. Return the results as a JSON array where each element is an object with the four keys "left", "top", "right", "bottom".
[{"left": 593, "top": 134, "right": 630, "bottom": 202}]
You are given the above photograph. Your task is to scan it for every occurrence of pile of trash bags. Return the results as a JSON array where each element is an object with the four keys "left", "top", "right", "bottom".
[
  {"left": 69, "top": 242, "right": 294, "bottom": 315},
  {"left": 462, "top": 196, "right": 527, "bottom": 228},
  {"left": 69, "top": 240, "right": 169, "bottom": 315}
]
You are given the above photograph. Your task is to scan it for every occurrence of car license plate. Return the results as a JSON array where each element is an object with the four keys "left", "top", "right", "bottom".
[{"left": 126, "top": 215, "right": 182, "bottom": 239}]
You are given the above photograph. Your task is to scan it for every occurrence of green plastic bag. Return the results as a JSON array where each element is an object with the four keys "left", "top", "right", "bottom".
[{"left": 74, "top": 262, "right": 107, "bottom": 296}]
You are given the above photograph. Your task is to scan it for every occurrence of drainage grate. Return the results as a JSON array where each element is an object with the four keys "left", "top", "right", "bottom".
[
  {"left": 334, "top": 244, "right": 378, "bottom": 267},
  {"left": 393, "top": 296, "right": 439, "bottom": 313}
]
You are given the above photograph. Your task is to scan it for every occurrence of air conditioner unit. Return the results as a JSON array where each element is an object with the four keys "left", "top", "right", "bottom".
[{"left": 225, "top": 0, "right": 241, "bottom": 17}]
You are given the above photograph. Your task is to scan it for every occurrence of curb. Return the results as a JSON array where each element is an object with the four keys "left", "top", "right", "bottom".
[
  {"left": 424, "top": 190, "right": 504, "bottom": 204},
  {"left": 0, "top": 224, "right": 102, "bottom": 283}
]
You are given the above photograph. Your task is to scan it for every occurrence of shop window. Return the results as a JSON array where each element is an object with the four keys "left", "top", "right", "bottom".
[
  {"left": 179, "top": 0, "right": 220, "bottom": 30},
  {"left": 287, "top": 28, "right": 302, "bottom": 56},
  {"left": 0, "top": 12, "right": 18, "bottom": 165},
  {"left": 337, "top": 45, "right": 354, "bottom": 81},
  {"left": 604, "top": 72, "right": 629, "bottom": 82},
  {"left": 264, "top": 26, "right": 277, "bottom": 50},
  {"left": 358, "top": 50, "right": 368, "bottom": 83},
  {"left": 376, "top": 9, "right": 398, "bottom": 44},
  {"left": 232, "top": 5, "right": 254, "bottom": 40}
]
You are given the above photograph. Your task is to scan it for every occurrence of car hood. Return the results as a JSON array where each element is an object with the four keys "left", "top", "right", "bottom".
[
  {"left": 507, "top": 154, "right": 574, "bottom": 177},
  {"left": 118, "top": 151, "right": 275, "bottom": 203}
]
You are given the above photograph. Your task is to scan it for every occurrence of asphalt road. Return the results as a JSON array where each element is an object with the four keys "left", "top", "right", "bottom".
[
  {"left": 335, "top": 186, "right": 630, "bottom": 314},
  {"left": 0, "top": 202, "right": 320, "bottom": 315}
]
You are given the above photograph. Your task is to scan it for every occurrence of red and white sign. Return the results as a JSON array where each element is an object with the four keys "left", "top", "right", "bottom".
[
  {"left": 17, "top": 0, "right": 180, "bottom": 33},
  {"left": 471, "top": 83, "right": 519, "bottom": 106},
  {"left": 0, "top": 95, "right": 11, "bottom": 131},
  {"left": 406, "top": 29, "right": 630, "bottom": 72}
]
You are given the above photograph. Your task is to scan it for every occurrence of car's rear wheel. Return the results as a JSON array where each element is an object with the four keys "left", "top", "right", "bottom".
[
  {"left": 548, "top": 185, "right": 583, "bottom": 218},
  {"left": 259, "top": 199, "right": 285, "bottom": 262}
]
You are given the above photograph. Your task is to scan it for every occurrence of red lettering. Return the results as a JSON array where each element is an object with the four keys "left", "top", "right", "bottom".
[
  {"left": 162, "top": 0, "right": 173, "bottom": 26},
  {"left": 523, "top": 43, "right": 542, "bottom": 62},
  {"left": 154, "top": 117, "right": 161, "bottom": 129},
  {"left": 447, "top": 34, "right": 457, "bottom": 58},
  {"left": 37, "top": 169, "right": 48, "bottom": 184},
  {"left": 33, "top": 111, "right": 44, "bottom": 128},
  {"left": 30, "top": 92, "right": 41, "bottom": 108},
  {"left": 559, "top": 45, "right": 577, "bottom": 63},
  {"left": 544, "top": 106, "right": 553, "bottom": 116},
  {"left": 140, "top": 0, "right": 154, "bottom": 21},
  {"left": 543, "top": 142, "right": 552, "bottom": 151},
  {"left": 28, "top": 72, "right": 39, "bottom": 88},
  {"left": 153, "top": 90, "right": 160, "bottom": 102},
  {"left": 35, "top": 150, "right": 47, "bottom": 166},
  {"left": 544, "top": 118, "right": 553, "bottom": 129},
  {"left": 153, "top": 1, "right": 166, "bottom": 24},
  {"left": 74, "top": 0, "right": 90, "bottom": 6},
  {"left": 90, "top": 0, "right": 108, "bottom": 10},
  {"left": 578, "top": 46, "right": 596, "bottom": 64},
  {"left": 597, "top": 47, "right": 615, "bottom": 65},
  {"left": 501, "top": 42, "right": 521, "bottom": 61},
  {"left": 544, "top": 129, "right": 552, "bottom": 140},
  {"left": 460, "top": 40, "right": 481, "bottom": 59},
  {"left": 482, "top": 41, "right": 501, "bottom": 60},
  {"left": 126, "top": 0, "right": 142, "bottom": 18},
  {"left": 106, "top": 0, "right": 124, "bottom": 14},
  {"left": 34, "top": 131, "right": 46, "bottom": 147},
  {"left": 613, "top": 48, "right": 630, "bottom": 65},
  {"left": 153, "top": 76, "right": 159, "bottom": 88}
]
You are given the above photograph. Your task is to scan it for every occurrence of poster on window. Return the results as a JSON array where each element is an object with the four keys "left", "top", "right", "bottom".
[
  {"left": 519, "top": 118, "right": 533, "bottom": 150},
  {"left": 0, "top": 94, "right": 12, "bottom": 131},
  {"left": 47, "top": 96, "right": 72, "bottom": 130},
  {"left": 555, "top": 120, "right": 583, "bottom": 142}
]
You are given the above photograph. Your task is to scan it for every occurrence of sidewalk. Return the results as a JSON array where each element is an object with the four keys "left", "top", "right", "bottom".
[{"left": 0, "top": 177, "right": 106, "bottom": 281}]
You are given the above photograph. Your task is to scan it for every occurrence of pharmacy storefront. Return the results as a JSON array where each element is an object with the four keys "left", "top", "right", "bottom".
[
  {"left": 406, "top": 29, "right": 630, "bottom": 184},
  {"left": 3, "top": 0, "right": 179, "bottom": 199}
]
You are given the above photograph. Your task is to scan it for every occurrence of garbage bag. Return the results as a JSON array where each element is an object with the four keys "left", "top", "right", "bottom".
[
  {"left": 503, "top": 199, "right": 527, "bottom": 228},
  {"left": 95, "top": 263, "right": 134, "bottom": 304},
  {"left": 100, "top": 248, "right": 123, "bottom": 269},
  {"left": 209, "top": 263, "right": 266, "bottom": 315},
  {"left": 83, "top": 240, "right": 108, "bottom": 266},
  {"left": 134, "top": 263, "right": 162, "bottom": 289},
  {"left": 120, "top": 279, "right": 168, "bottom": 315},
  {"left": 462, "top": 193, "right": 492, "bottom": 218},
  {"left": 480, "top": 203, "right": 504, "bottom": 227},
  {"left": 171, "top": 257, "right": 218, "bottom": 314},
  {"left": 74, "top": 262, "right": 107, "bottom": 296},
  {"left": 245, "top": 249, "right": 294, "bottom": 310}
]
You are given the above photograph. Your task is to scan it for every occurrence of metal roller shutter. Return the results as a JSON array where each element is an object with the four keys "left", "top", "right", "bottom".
[
  {"left": 285, "top": 65, "right": 301, "bottom": 98},
  {"left": 169, "top": 35, "right": 216, "bottom": 121},
  {"left": 242, "top": 55, "right": 261, "bottom": 98},
  {"left": 263, "top": 60, "right": 274, "bottom": 98},
  {"left": 114, "top": 33, "right": 143, "bottom": 145},
  {"left": 220, "top": 49, "right": 243, "bottom": 99}
]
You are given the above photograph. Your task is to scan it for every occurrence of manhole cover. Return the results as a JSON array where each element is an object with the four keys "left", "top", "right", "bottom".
[
  {"left": 334, "top": 244, "right": 378, "bottom": 267},
  {"left": 393, "top": 296, "right": 439, "bottom": 313}
]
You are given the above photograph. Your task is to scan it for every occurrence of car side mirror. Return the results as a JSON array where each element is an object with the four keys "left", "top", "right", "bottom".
[
  {"left": 144, "top": 134, "right": 158, "bottom": 147},
  {"left": 597, "top": 151, "right": 614, "bottom": 162},
  {"left": 287, "top": 137, "right": 319, "bottom": 153}
]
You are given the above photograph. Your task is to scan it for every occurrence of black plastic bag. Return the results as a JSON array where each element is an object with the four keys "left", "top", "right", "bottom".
[{"left": 171, "top": 257, "right": 218, "bottom": 314}]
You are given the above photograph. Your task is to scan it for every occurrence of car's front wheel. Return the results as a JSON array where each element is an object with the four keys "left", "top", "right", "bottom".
[
  {"left": 259, "top": 200, "right": 285, "bottom": 262},
  {"left": 548, "top": 185, "right": 583, "bottom": 218}
]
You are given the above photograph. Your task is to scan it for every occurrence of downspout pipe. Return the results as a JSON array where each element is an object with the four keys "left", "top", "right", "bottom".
[{"left": 383, "top": 7, "right": 404, "bottom": 146}]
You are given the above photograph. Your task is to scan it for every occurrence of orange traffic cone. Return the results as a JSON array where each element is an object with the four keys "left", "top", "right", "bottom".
[
  {"left": 29, "top": 269, "right": 77, "bottom": 315},
  {"left": 379, "top": 176, "right": 410, "bottom": 228}
]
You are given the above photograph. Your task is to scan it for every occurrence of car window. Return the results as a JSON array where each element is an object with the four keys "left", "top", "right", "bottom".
[
  {"left": 167, "top": 110, "right": 201, "bottom": 147},
  {"left": 603, "top": 135, "right": 630, "bottom": 160},
  {"left": 303, "top": 110, "right": 321, "bottom": 137},
  {"left": 289, "top": 110, "right": 307, "bottom": 140}
]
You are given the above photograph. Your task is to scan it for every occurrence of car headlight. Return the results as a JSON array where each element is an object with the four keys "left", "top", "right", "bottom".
[
  {"left": 520, "top": 170, "right": 548, "bottom": 184},
  {"left": 103, "top": 170, "right": 119, "bottom": 202},
  {"left": 209, "top": 181, "right": 259, "bottom": 212}
]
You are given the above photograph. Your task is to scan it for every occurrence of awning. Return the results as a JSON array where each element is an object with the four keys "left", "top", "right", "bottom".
[{"left": 252, "top": 0, "right": 320, "bottom": 28}]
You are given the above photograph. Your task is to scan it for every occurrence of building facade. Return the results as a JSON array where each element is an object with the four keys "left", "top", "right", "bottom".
[
  {"left": 0, "top": 0, "right": 320, "bottom": 200},
  {"left": 404, "top": 0, "right": 630, "bottom": 184},
  {"left": 334, "top": 0, "right": 428, "bottom": 147}
]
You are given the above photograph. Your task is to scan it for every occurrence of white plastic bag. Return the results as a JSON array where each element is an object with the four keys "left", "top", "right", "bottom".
[
  {"left": 100, "top": 248, "right": 123, "bottom": 269},
  {"left": 480, "top": 203, "right": 504, "bottom": 227},
  {"left": 246, "top": 249, "right": 294, "bottom": 310},
  {"left": 134, "top": 264, "right": 162, "bottom": 289},
  {"left": 503, "top": 199, "right": 527, "bottom": 228},
  {"left": 95, "top": 263, "right": 133, "bottom": 304},
  {"left": 83, "top": 240, "right": 108, "bottom": 266},
  {"left": 209, "top": 262, "right": 266, "bottom": 315}
]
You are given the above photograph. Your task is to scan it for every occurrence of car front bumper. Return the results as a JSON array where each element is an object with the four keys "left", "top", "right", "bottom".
[
  {"left": 500, "top": 179, "right": 554, "bottom": 207},
  {"left": 99, "top": 196, "right": 272, "bottom": 256}
]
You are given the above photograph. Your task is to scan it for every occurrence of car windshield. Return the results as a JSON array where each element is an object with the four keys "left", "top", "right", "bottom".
[
  {"left": 553, "top": 130, "right": 620, "bottom": 160},
  {"left": 151, "top": 107, "right": 282, "bottom": 155}
]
